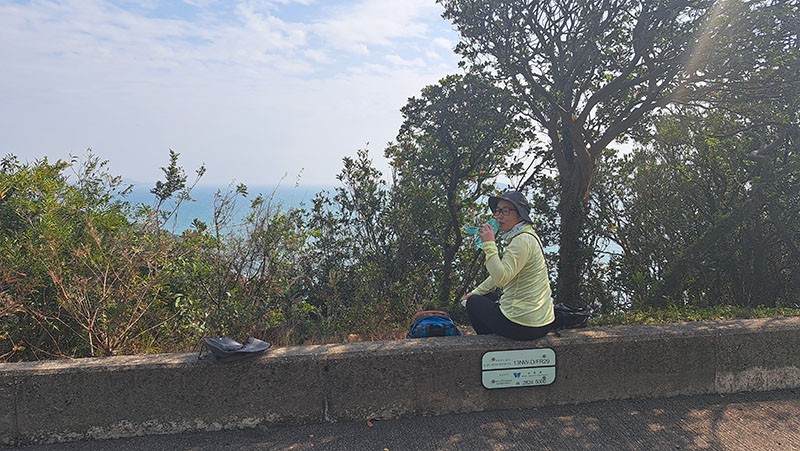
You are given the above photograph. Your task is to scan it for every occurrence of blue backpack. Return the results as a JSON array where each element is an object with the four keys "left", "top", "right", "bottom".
[{"left": 406, "top": 310, "right": 462, "bottom": 338}]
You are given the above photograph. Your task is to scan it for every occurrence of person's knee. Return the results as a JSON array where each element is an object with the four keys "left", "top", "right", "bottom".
[{"left": 465, "top": 296, "right": 480, "bottom": 313}]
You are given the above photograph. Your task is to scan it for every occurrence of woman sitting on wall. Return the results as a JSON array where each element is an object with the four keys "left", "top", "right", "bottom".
[{"left": 460, "top": 191, "right": 555, "bottom": 340}]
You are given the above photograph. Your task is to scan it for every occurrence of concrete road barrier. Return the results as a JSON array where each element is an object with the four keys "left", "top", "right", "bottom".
[{"left": 2, "top": 317, "right": 799, "bottom": 445}]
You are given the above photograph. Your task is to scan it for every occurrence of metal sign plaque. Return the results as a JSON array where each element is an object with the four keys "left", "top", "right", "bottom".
[{"left": 481, "top": 348, "right": 556, "bottom": 389}]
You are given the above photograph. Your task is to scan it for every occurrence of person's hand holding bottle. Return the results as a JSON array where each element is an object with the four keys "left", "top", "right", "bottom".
[{"left": 478, "top": 222, "right": 496, "bottom": 243}]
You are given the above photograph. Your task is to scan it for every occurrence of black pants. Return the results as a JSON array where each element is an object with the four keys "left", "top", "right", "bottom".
[{"left": 466, "top": 294, "right": 552, "bottom": 341}]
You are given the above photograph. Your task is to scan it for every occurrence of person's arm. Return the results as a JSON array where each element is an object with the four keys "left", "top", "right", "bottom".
[
  {"left": 471, "top": 275, "right": 496, "bottom": 296},
  {"left": 461, "top": 274, "right": 495, "bottom": 307},
  {"left": 462, "top": 222, "right": 500, "bottom": 300},
  {"left": 481, "top": 236, "right": 532, "bottom": 287}
]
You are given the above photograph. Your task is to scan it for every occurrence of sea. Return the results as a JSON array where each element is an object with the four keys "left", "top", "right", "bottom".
[{"left": 122, "top": 183, "right": 334, "bottom": 232}]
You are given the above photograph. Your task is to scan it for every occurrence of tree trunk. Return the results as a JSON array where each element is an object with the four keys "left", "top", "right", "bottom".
[
  {"left": 438, "top": 222, "right": 460, "bottom": 307},
  {"left": 548, "top": 116, "right": 597, "bottom": 307},
  {"left": 557, "top": 176, "right": 587, "bottom": 306},
  {"left": 438, "top": 183, "right": 464, "bottom": 307}
]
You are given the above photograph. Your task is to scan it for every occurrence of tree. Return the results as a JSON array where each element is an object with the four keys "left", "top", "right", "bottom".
[
  {"left": 141, "top": 149, "right": 205, "bottom": 233},
  {"left": 167, "top": 184, "right": 311, "bottom": 344},
  {"left": 439, "top": 0, "right": 716, "bottom": 303},
  {"left": 643, "top": 0, "right": 800, "bottom": 305},
  {"left": 0, "top": 152, "right": 176, "bottom": 358},
  {"left": 299, "top": 148, "right": 408, "bottom": 337},
  {"left": 386, "top": 73, "right": 528, "bottom": 306}
]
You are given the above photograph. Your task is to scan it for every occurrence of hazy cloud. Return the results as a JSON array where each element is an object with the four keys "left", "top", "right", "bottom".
[{"left": 0, "top": 0, "right": 461, "bottom": 185}]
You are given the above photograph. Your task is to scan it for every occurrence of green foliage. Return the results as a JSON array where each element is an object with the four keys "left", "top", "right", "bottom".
[
  {"left": 578, "top": 105, "right": 799, "bottom": 311},
  {"left": 298, "top": 148, "right": 406, "bottom": 337},
  {"left": 0, "top": 151, "right": 173, "bottom": 358},
  {"left": 388, "top": 73, "right": 530, "bottom": 309},
  {"left": 0, "top": 151, "right": 317, "bottom": 360},
  {"left": 161, "top": 184, "right": 312, "bottom": 346},
  {"left": 151, "top": 149, "right": 187, "bottom": 202},
  {"left": 142, "top": 149, "right": 206, "bottom": 233}
]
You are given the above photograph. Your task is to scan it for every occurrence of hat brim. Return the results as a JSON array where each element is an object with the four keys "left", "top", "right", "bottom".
[{"left": 489, "top": 194, "right": 533, "bottom": 223}]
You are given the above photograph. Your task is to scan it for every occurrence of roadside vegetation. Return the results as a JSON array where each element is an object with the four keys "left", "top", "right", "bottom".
[{"left": 2, "top": 0, "right": 798, "bottom": 361}]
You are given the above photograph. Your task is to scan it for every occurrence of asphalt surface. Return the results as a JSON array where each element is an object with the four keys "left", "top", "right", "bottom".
[{"left": 7, "top": 389, "right": 800, "bottom": 451}]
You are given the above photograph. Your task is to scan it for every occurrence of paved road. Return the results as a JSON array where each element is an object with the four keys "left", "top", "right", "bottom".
[{"left": 8, "top": 389, "right": 800, "bottom": 450}]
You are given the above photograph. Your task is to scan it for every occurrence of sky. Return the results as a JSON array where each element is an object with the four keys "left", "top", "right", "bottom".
[{"left": 0, "top": 0, "right": 463, "bottom": 187}]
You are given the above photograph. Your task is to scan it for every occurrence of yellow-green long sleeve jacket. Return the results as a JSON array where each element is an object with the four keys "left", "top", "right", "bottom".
[{"left": 472, "top": 223, "right": 555, "bottom": 327}]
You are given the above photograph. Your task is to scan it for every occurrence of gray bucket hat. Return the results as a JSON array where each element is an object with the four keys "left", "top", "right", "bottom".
[{"left": 489, "top": 190, "right": 533, "bottom": 223}]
